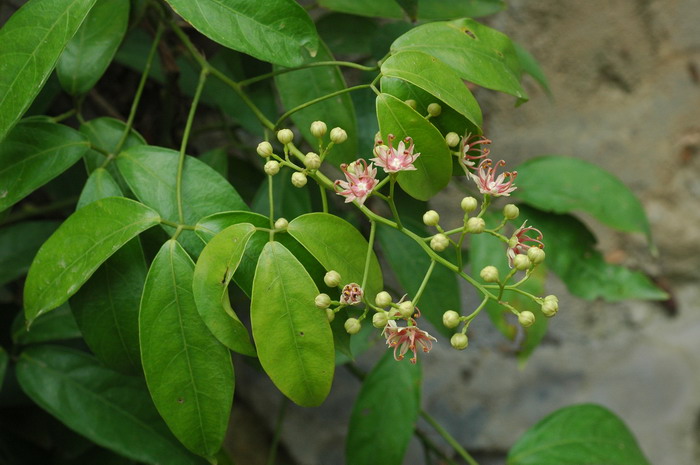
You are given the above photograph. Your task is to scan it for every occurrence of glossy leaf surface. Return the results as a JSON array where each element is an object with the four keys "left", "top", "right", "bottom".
[
  {"left": 288, "top": 213, "right": 383, "bottom": 301},
  {"left": 116, "top": 145, "right": 247, "bottom": 255},
  {"left": 16, "top": 345, "right": 202, "bottom": 465},
  {"left": 0, "top": 221, "right": 59, "bottom": 285},
  {"left": 23, "top": 197, "right": 160, "bottom": 323},
  {"left": 0, "top": 121, "right": 89, "bottom": 211},
  {"left": 376, "top": 93, "right": 452, "bottom": 200},
  {"left": 163, "top": 0, "right": 319, "bottom": 67},
  {"left": 381, "top": 51, "right": 482, "bottom": 127},
  {"left": 508, "top": 404, "right": 651, "bottom": 465},
  {"left": 392, "top": 19, "right": 526, "bottom": 99},
  {"left": 251, "top": 241, "right": 334, "bottom": 406},
  {"left": 318, "top": 0, "right": 504, "bottom": 19},
  {"left": 192, "top": 223, "right": 256, "bottom": 356},
  {"left": 140, "top": 240, "right": 233, "bottom": 458},
  {"left": 11, "top": 303, "right": 81, "bottom": 345},
  {"left": 57, "top": 0, "right": 130, "bottom": 95},
  {"left": 346, "top": 351, "right": 422, "bottom": 465},
  {"left": 0, "top": 0, "right": 98, "bottom": 141}
]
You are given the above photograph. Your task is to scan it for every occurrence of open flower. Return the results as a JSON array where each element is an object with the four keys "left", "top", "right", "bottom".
[
  {"left": 340, "top": 283, "right": 363, "bottom": 305},
  {"left": 382, "top": 320, "right": 437, "bottom": 364},
  {"left": 506, "top": 221, "right": 544, "bottom": 267},
  {"left": 461, "top": 133, "right": 492, "bottom": 170},
  {"left": 334, "top": 159, "right": 377, "bottom": 205},
  {"left": 371, "top": 134, "right": 420, "bottom": 173},
  {"left": 470, "top": 159, "right": 517, "bottom": 196}
]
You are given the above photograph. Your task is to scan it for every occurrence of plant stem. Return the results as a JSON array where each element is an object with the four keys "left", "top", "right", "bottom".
[
  {"left": 387, "top": 177, "right": 403, "bottom": 230},
  {"left": 50, "top": 108, "right": 76, "bottom": 123},
  {"left": 274, "top": 84, "right": 372, "bottom": 129},
  {"left": 421, "top": 409, "right": 480, "bottom": 465},
  {"left": 414, "top": 428, "right": 459, "bottom": 465},
  {"left": 413, "top": 260, "right": 436, "bottom": 306},
  {"left": 268, "top": 174, "right": 275, "bottom": 241},
  {"left": 238, "top": 61, "right": 378, "bottom": 87},
  {"left": 266, "top": 397, "right": 289, "bottom": 465},
  {"left": 360, "top": 220, "right": 376, "bottom": 291},
  {"left": 176, "top": 67, "right": 208, "bottom": 225},
  {"left": 319, "top": 183, "right": 328, "bottom": 213}
]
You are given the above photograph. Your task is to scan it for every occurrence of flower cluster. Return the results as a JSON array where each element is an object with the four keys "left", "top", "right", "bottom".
[
  {"left": 371, "top": 134, "right": 420, "bottom": 173},
  {"left": 334, "top": 160, "right": 377, "bottom": 205},
  {"left": 470, "top": 159, "right": 517, "bottom": 197},
  {"left": 506, "top": 221, "right": 545, "bottom": 267},
  {"left": 340, "top": 283, "right": 363, "bottom": 305},
  {"left": 461, "top": 132, "right": 492, "bottom": 169}
]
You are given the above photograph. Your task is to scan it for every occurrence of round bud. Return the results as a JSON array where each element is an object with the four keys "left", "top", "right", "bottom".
[
  {"left": 398, "top": 300, "right": 414, "bottom": 318},
  {"left": 256, "top": 141, "right": 273, "bottom": 158},
  {"left": 430, "top": 234, "right": 449, "bottom": 252},
  {"left": 274, "top": 218, "right": 289, "bottom": 230},
  {"left": 427, "top": 103, "right": 442, "bottom": 117},
  {"left": 330, "top": 127, "right": 347, "bottom": 144},
  {"left": 304, "top": 152, "right": 321, "bottom": 170},
  {"left": 315, "top": 293, "right": 331, "bottom": 309},
  {"left": 518, "top": 311, "right": 536, "bottom": 327},
  {"left": 310, "top": 121, "right": 327, "bottom": 138},
  {"left": 513, "top": 254, "right": 531, "bottom": 271},
  {"left": 541, "top": 299, "right": 559, "bottom": 317},
  {"left": 324, "top": 270, "right": 342, "bottom": 288},
  {"left": 527, "top": 247, "right": 546, "bottom": 265},
  {"left": 372, "top": 312, "right": 389, "bottom": 328},
  {"left": 291, "top": 172, "right": 307, "bottom": 188},
  {"left": 503, "top": 204, "right": 520, "bottom": 220},
  {"left": 450, "top": 333, "right": 469, "bottom": 350},
  {"left": 375, "top": 291, "right": 392, "bottom": 308},
  {"left": 264, "top": 160, "right": 280, "bottom": 176},
  {"left": 276, "top": 128, "right": 294, "bottom": 145},
  {"left": 422, "top": 210, "right": 440, "bottom": 227},
  {"left": 404, "top": 99, "right": 417, "bottom": 110},
  {"left": 326, "top": 308, "right": 335, "bottom": 322},
  {"left": 480, "top": 265, "right": 500, "bottom": 283},
  {"left": 445, "top": 132, "right": 460, "bottom": 148},
  {"left": 466, "top": 217, "right": 486, "bottom": 234},
  {"left": 461, "top": 196, "right": 478, "bottom": 213},
  {"left": 344, "top": 318, "right": 361, "bottom": 335},
  {"left": 442, "top": 310, "right": 461, "bottom": 329},
  {"left": 544, "top": 294, "right": 558, "bottom": 303}
]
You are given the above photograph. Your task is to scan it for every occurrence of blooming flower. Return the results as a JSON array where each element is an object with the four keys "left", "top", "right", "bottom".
[
  {"left": 461, "top": 133, "right": 492, "bottom": 170},
  {"left": 340, "top": 283, "right": 364, "bottom": 305},
  {"left": 506, "top": 221, "right": 544, "bottom": 267},
  {"left": 334, "top": 159, "right": 377, "bottom": 205},
  {"left": 470, "top": 159, "right": 517, "bottom": 196},
  {"left": 371, "top": 134, "right": 420, "bottom": 173},
  {"left": 382, "top": 320, "right": 437, "bottom": 364}
]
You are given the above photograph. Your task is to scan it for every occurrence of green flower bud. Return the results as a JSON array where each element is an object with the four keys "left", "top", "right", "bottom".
[
  {"left": 544, "top": 294, "right": 558, "bottom": 303},
  {"left": 256, "top": 141, "right": 273, "bottom": 158},
  {"left": 461, "top": 196, "right": 478, "bottom": 213},
  {"left": 326, "top": 308, "right": 335, "bottom": 322},
  {"left": 404, "top": 99, "right": 417, "bottom": 110},
  {"left": 466, "top": 217, "right": 485, "bottom": 234},
  {"left": 324, "top": 270, "right": 342, "bottom": 287},
  {"left": 541, "top": 299, "right": 559, "bottom": 317},
  {"left": 304, "top": 152, "right": 321, "bottom": 170},
  {"left": 375, "top": 291, "right": 392, "bottom": 308},
  {"left": 527, "top": 247, "right": 546, "bottom": 265},
  {"left": 422, "top": 210, "right": 440, "bottom": 227},
  {"left": 398, "top": 300, "right": 414, "bottom": 318},
  {"left": 450, "top": 333, "right": 469, "bottom": 350},
  {"left": 310, "top": 121, "right": 327, "bottom": 138},
  {"left": 513, "top": 254, "right": 531, "bottom": 271},
  {"left": 442, "top": 310, "right": 461, "bottom": 329},
  {"left": 315, "top": 293, "right": 331, "bottom": 309},
  {"left": 503, "top": 203, "right": 520, "bottom": 220},
  {"left": 518, "top": 311, "right": 536, "bottom": 327},
  {"left": 445, "top": 132, "right": 460, "bottom": 148},
  {"left": 274, "top": 218, "right": 289, "bottom": 230},
  {"left": 372, "top": 311, "right": 389, "bottom": 328},
  {"left": 344, "top": 317, "right": 361, "bottom": 335},
  {"left": 277, "top": 128, "right": 294, "bottom": 145},
  {"left": 430, "top": 233, "right": 449, "bottom": 252},
  {"left": 480, "top": 265, "right": 499, "bottom": 283},
  {"left": 330, "top": 127, "right": 347, "bottom": 144},
  {"left": 291, "top": 172, "right": 307, "bottom": 188},
  {"left": 264, "top": 160, "right": 280, "bottom": 176},
  {"left": 427, "top": 103, "right": 442, "bottom": 117}
]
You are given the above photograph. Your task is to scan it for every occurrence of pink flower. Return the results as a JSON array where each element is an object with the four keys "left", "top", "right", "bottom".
[
  {"left": 334, "top": 159, "right": 377, "bottom": 205},
  {"left": 470, "top": 159, "right": 517, "bottom": 196},
  {"left": 340, "top": 283, "right": 363, "bottom": 305},
  {"left": 382, "top": 320, "right": 437, "bottom": 364},
  {"left": 507, "top": 221, "right": 544, "bottom": 267},
  {"left": 371, "top": 134, "right": 420, "bottom": 173},
  {"left": 461, "top": 133, "right": 492, "bottom": 170}
]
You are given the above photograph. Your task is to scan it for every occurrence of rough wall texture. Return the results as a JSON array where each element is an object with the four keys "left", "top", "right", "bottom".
[{"left": 236, "top": 1, "right": 700, "bottom": 464}]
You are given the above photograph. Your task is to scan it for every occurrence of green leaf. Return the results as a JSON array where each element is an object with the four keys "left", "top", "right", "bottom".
[
  {"left": 114, "top": 27, "right": 165, "bottom": 83},
  {"left": 392, "top": 18, "right": 526, "bottom": 99},
  {"left": 192, "top": 223, "right": 256, "bottom": 356},
  {"left": 140, "top": 240, "right": 233, "bottom": 458},
  {"left": 346, "top": 351, "right": 422, "bottom": 465},
  {"left": 0, "top": 0, "right": 98, "bottom": 141},
  {"left": 508, "top": 404, "right": 652, "bottom": 465},
  {"left": 23, "top": 197, "right": 161, "bottom": 323},
  {"left": 251, "top": 168, "right": 312, "bottom": 219},
  {"left": 319, "top": 0, "right": 504, "bottom": 19},
  {"left": 0, "top": 221, "right": 59, "bottom": 285},
  {"left": 71, "top": 168, "right": 146, "bottom": 374},
  {"left": 163, "top": 0, "right": 319, "bottom": 67},
  {"left": 376, "top": 93, "right": 452, "bottom": 200},
  {"left": 394, "top": 0, "right": 418, "bottom": 21},
  {"left": 520, "top": 205, "right": 667, "bottom": 301},
  {"left": 377, "top": 220, "right": 459, "bottom": 337},
  {"left": 199, "top": 148, "right": 228, "bottom": 177},
  {"left": 316, "top": 13, "right": 376, "bottom": 56},
  {"left": 251, "top": 241, "right": 334, "bottom": 406},
  {"left": 0, "top": 121, "right": 89, "bottom": 211},
  {"left": 288, "top": 213, "right": 383, "bottom": 301},
  {"left": 56, "top": 0, "right": 130, "bottom": 95},
  {"left": 381, "top": 50, "right": 482, "bottom": 128},
  {"left": 12, "top": 303, "right": 81, "bottom": 345},
  {"left": 514, "top": 42, "right": 551, "bottom": 97},
  {"left": 274, "top": 41, "right": 358, "bottom": 165},
  {"left": 116, "top": 145, "right": 247, "bottom": 256},
  {"left": 514, "top": 156, "right": 652, "bottom": 242},
  {"left": 16, "top": 345, "right": 203, "bottom": 465}
]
